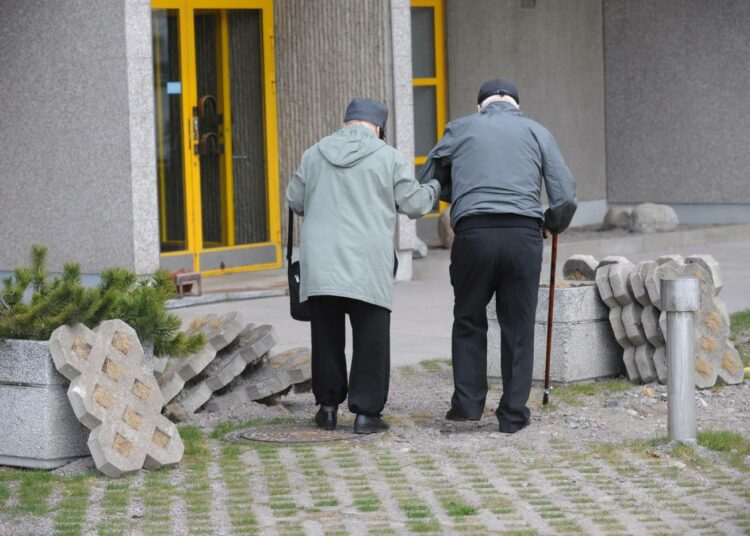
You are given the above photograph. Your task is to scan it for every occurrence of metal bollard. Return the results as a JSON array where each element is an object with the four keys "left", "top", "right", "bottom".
[{"left": 660, "top": 277, "right": 701, "bottom": 444}]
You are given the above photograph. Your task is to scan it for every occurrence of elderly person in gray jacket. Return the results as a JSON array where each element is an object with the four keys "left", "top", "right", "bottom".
[
  {"left": 420, "top": 79, "right": 578, "bottom": 434},
  {"left": 287, "top": 98, "right": 443, "bottom": 434}
]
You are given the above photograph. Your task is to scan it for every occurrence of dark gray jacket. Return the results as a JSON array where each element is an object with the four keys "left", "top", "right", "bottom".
[{"left": 419, "top": 101, "right": 577, "bottom": 232}]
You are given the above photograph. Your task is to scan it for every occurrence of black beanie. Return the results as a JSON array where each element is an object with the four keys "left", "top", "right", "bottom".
[
  {"left": 344, "top": 98, "right": 388, "bottom": 131},
  {"left": 477, "top": 79, "right": 519, "bottom": 105}
]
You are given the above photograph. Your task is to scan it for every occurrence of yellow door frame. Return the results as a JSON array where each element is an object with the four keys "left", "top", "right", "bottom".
[
  {"left": 152, "top": 0, "right": 281, "bottom": 276},
  {"left": 411, "top": 0, "right": 447, "bottom": 214}
]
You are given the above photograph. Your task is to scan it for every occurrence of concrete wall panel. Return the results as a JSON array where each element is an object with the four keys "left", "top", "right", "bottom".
[
  {"left": 605, "top": 0, "right": 750, "bottom": 205},
  {"left": 444, "top": 0, "right": 606, "bottom": 203},
  {"left": 0, "top": 0, "right": 157, "bottom": 274},
  {"left": 274, "top": 0, "right": 391, "bottom": 239}
]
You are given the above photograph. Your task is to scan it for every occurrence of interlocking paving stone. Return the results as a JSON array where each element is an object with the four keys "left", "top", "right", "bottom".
[
  {"left": 48, "top": 320, "right": 184, "bottom": 478},
  {"left": 654, "top": 261, "right": 744, "bottom": 387},
  {"left": 158, "top": 312, "right": 244, "bottom": 404},
  {"left": 205, "top": 348, "right": 311, "bottom": 411},
  {"left": 562, "top": 254, "right": 599, "bottom": 281},
  {"left": 685, "top": 254, "right": 723, "bottom": 295},
  {"left": 168, "top": 324, "right": 277, "bottom": 416}
]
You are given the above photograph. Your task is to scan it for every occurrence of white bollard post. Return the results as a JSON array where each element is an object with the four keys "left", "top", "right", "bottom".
[{"left": 660, "top": 277, "right": 701, "bottom": 444}]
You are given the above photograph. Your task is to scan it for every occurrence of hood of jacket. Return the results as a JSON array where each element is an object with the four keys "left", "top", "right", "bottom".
[{"left": 317, "top": 124, "right": 385, "bottom": 168}]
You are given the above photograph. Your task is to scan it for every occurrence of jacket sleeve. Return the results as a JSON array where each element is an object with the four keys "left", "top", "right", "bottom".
[
  {"left": 394, "top": 152, "right": 440, "bottom": 219},
  {"left": 286, "top": 150, "right": 307, "bottom": 216},
  {"left": 418, "top": 123, "right": 454, "bottom": 203},
  {"left": 538, "top": 128, "right": 578, "bottom": 233}
]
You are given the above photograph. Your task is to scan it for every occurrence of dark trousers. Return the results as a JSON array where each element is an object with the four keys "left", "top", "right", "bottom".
[
  {"left": 308, "top": 296, "right": 391, "bottom": 416},
  {"left": 449, "top": 225, "right": 543, "bottom": 429}
]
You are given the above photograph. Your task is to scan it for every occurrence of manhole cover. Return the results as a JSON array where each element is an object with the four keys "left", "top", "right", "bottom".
[{"left": 224, "top": 423, "right": 383, "bottom": 444}]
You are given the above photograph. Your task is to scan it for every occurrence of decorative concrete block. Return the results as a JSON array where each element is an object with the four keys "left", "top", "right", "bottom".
[
  {"left": 622, "top": 346, "right": 640, "bottom": 382},
  {"left": 654, "top": 261, "right": 743, "bottom": 387},
  {"left": 634, "top": 344, "right": 657, "bottom": 383},
  {"left": 642, "top": 305, "right": 665, "bottom": 347},
  {"left": 622, "top": 303, "right": 646, "bottom": 346},
  {"left": 653, "top": 346, "right": 668, "bottom": 384},
  {"left": 205, "top": 348, "right": 312, "bottom": 411},
  {"left": 686, "top": 254, "right": 722, "bottom": 295},
  {"left": 49, "top": 321, "right": 184, "bottom": 478},
  {"left": 655, "top": 254, "right": 684, "bottom": 266},
  {"left": 608, "top": 262, "right": 635, "bottom": 306},
  {"left": 168, "top": 324, "right": 277, "bottom": 415},
  {"left": 598, "top": 256, "right": 631, "bottom": 268},
  {"left": 158, "top": 312, "right": 244, "bottom": 403},
  {"left": 630, "top": 261, "right": 655, "bottom": 306},
  {"left": 562, "top": 254, "right": 599, "bottom": 281},
  {"left": 487, "top": 283, "right": 621, "bottom": 383},
  {"left": 595, "top": 265, "right": 618, "bottom": 308},
  {"left": 609, "top": 308, "right": 630, "bottom": 348},
  {"left": 0, "top": 339, "right": 89, "bottom": 469}
]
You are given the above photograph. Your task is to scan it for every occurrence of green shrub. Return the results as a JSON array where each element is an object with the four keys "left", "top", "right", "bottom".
[{"left": 0, "top": 244, "right": 204, "bottom": 357}]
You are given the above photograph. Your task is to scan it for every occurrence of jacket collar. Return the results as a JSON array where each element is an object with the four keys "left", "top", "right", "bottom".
[{"left": 482, "top": 100, "right": 522, "bottom": 116}]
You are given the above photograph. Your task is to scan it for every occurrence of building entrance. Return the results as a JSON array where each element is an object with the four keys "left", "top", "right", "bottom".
[{"left": 152, "top": 0, "right": 280, "bottom": 275}]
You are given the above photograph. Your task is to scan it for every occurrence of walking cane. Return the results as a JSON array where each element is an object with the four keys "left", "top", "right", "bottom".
[{"left": 542, "top": 232, "right": 558, "bottom": 406}]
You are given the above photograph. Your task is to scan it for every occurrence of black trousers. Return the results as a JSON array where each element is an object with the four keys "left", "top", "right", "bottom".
[
  {"left": 308, "top": 296, "right": 391, "bottom": 416},
  {"left": 449, "top": 224, "right": 543, "bottom": 430}
]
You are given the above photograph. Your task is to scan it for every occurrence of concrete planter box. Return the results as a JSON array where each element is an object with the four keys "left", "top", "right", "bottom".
[
  {"left": 488, "top": 281, "right": 622, "bottom": 383},
  {"left": 0, "top": 339, "right": 89, "bottom": 469}
]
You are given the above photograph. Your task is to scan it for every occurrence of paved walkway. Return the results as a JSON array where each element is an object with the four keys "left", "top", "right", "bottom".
[{"left": 175, "top": 239, "right": 750, "bottom": 368}]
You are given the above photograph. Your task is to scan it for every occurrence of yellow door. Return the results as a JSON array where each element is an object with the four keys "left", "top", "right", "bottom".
[{"left": 152, "top": 0, "right": 280, "bottom": 275}]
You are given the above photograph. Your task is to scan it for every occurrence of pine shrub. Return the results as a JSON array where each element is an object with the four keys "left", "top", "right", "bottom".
[{"left": 0, "top": 245, "right": 205, "bottom": 357}]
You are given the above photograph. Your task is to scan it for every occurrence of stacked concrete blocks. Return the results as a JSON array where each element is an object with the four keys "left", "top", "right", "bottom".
[
  {"left": 0, "top": 339, "right": 89, "bottom": 468},
  {"left": 205, "top": 348, "right": 312, "bottom": 411},
  {"left": 158, "top": 312, "right": 244, "bottom": 403},
  {"left": 487, "top": 282, "right": 621, "bottom": 383},
  {"left": 48, "top": 320, "right": 184, "bottom": 478},
  {"left": 168, "top": 324, "right": 277, "bottom": 414},
  {"left": 649, "top": 259, "right": 742, "bottom": 388},
  {"left": 591, "top": 252, "right": 741, "bottom": 388}
]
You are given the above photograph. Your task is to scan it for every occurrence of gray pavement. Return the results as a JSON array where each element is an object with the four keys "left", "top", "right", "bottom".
[{"left": 174, "top": 239, "right": 750, "bottom": 368}]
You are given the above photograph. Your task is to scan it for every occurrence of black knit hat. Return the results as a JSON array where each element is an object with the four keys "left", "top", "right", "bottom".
[
  {"left": 477, "top": 79, "right": 519, "bottom": 105},
  {"left": 344, "top": 98, "right": 388, "bottom": 131}
]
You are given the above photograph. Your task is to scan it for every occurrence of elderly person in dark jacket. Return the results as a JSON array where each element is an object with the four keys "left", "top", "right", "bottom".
[{"left": 420, "top": 79, "right": 577, "bottom": 433}]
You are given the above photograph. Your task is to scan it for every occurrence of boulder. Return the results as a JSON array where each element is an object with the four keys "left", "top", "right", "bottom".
[
  {"left": 628, "top": 203, "right": 679, "bottom": 233},
  {"left": 603, "top": 207, "right": 632, "bottom": 229}
]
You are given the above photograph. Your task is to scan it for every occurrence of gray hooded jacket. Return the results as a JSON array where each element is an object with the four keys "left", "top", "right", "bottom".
[
  {"left": 287, "top": 124, "right": 440, "bottom": 310},
  {"left": 419, "top": 101, "right": 577, "bottom": 232}
]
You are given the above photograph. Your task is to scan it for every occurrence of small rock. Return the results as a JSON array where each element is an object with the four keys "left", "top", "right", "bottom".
[
  {"left": 605, "top": 399, "right": 620, "bottom": 408},
  {"left": 698, "top": 398, "right": 708, "bottom": 408},
  {"left": 626, "top": 409, "right": 638, "bottom": 417},
  {"left": 643, "top": 387, "right": 656, "bottom": 398}
]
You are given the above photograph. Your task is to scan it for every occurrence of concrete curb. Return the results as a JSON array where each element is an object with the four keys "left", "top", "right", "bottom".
[{"left": 166, "top": 289, "right": 288, "bottom": 309}]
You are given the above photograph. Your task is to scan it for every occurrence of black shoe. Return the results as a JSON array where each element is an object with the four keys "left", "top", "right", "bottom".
[
  {"left": 498, "top": 417, "right": 531, "bottom": 434},
  {"left": 314, "top": 406, "right": 337, "bottom": 431},
  {"left": 353, "top": 414, "right": 389, "bottom": 434},
  {"left": 444, "top": 407, "right": 481, "bottom": 422}
]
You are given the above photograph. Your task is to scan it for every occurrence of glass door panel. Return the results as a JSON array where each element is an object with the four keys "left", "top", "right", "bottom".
[
  {"left": 153, "top": 0, "right": 280, "bottom": 274},
  {"left": 152, "top": 9, "right": 188, "bottom": 253}
]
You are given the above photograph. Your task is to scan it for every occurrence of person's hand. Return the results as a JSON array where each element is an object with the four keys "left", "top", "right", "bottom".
[{"left": 434, "top": 158, "right": 452, "bottom": 187}]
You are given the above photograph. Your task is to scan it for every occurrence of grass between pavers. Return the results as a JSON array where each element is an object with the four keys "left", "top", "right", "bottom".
[
  {"left": 698, "top": 429, "right": 750, "bottom": 471},
  {"left": 730, "top": 309, "right": 750, "bottom": 367},
  {"left": 546, "top": 377, "right": 632, "bottom": 407}
]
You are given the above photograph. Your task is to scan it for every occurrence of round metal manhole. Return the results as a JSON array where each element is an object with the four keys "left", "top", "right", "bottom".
[{"left": 224, "top": 423, "right": 384, "bottom": 444}]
